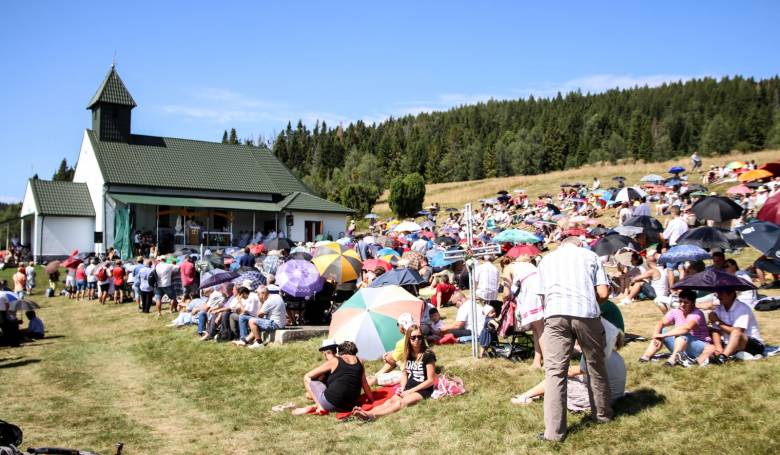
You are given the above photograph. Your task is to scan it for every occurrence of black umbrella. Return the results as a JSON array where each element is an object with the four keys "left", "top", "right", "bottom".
[
  {"left": 264, "top": 238, "right": 291, "bottom": 251},
  {"left": 736, "top": 221, "right": 780, "bottom": 259},
  {"left": 612, "top": 176, "right": 626, "bottom": 181},
  {"left": 592, "top": 235, "right": 640, "bottom": 256},
  {"left": 673, "top": 269, "right": 756, "bottom": 292},
  {"left": 173, "top": 247, "right": 198, "bottom": 256},
  {"left": 624, "top": 215, "right": 663, "bottom": 232},
  {"left": 560, "top": 183, "right": 572, "bottom": 187},
  {"left": 445, "top": 207, "right": 459, "bottom": 212},
  {"left": 691, "top": 196, "right": 743, "bottom": 222},
  {"left": 369, "top": 268, "right": 426, "bottom": 287},
  {"left": 14, "top": 299, "right": 40, "bottom": 312},
  {"left": 745, "top": 181, "right": 764, "bottom": 189},
  {"left": 545, "top": 203, "right": 560, "bottom": 215},
  {"left": 686, "top": 184, "right": 708, "bottom": 193},
  {"left": 290, "top": 251, "right": 313, "bottom": 261},
  {"left": 589, "top": 227, "right": 610, "bottom": 236},
  {"left": 497, "top": 190, "right": 509, "bottom": 195},
  {"left": 676, "top": 226, "right": 746, "bottom": 251}
]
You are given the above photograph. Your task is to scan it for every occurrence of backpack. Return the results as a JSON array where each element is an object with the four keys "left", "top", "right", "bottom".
[
  {"left": 96, "top": 266, "right": 107, "bottom": 282},
  {"left": 147, "top": 268, "right": 158, "bottom": 288}
]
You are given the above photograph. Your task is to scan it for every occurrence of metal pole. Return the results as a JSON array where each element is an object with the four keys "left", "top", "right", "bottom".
[
  {"left": 155, "top": 205, "right": 159, "bottom": 255},
  {"left": 464, "top": 203, "right": 479, "bottom": 359},
  {"left": 252, "top": 212, "right": 256, "bottom": 238}
]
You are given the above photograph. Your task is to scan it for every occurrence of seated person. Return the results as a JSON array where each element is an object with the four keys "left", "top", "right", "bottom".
[
  {"left": 423, "top": 307, "right": 445, "bottom": 344},
  {"left": 0, "top": 295, "right": 21, "bottom": 346},
  {"left": 245, "top": 285, "right": 287, "bottom": 349},
  {"left": 293, "top": 341, "right": 372, "bottom": 415},
  {"left": 430, "top": 275, "right": 457, "bottom": 308},
  {"left": 512, "top": 319, "right": 626, "bottom": 407},
  {"left": 724, "top": 259, "right": 758, "bottom": 308},
  {"left": 639, "top": 290, "right": 714, "bottom": 366},
  {"left": 708, "top": 289, "right": 764, "bottom": 362},
  {"left": 439, "top": 292, "right": 484, "bottom": 339},
  {"left": 21, "top": 310, "right": 45, "bottom": 340},
  {"left": 618, "top": 253, "right": 667, "bottom": 305},
  {"left": 752, "top": 255, "right": 780, "bottom": 289},
  {"left": 368, "top": 313, "right": 414, "bottom": 386},
  {"left": 305, "top": 339, "right": 339, "bottom": 401},
  {"left": 352, "top": 325, "right": 437, "bottom": 421},
  {"left": 614, "top": 252, "right": 645, "bottom": 302}
]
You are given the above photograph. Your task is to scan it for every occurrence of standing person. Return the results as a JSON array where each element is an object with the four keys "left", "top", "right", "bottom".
[
  {"left": 536, "top": 236, "right": 612, "bottom": 442},
  {"left": 153, "top": 256, "right": 180, "bottom": 317},
  {"left": 137, "top": 259, "right": 154, "bottom": 313},
  {"left": 64, "top": 265, "right": 77, "bottom": 299},
  {"left": 180, "top": 256, "right": 198, "bottom": 301},
  {"left": 112, "top": 260, "right": 126, "bottom": 304},
  {"left": 690, "top": 151, "right": 702, "bottom": 173},
  {"left": 85, "top": 258, "right": 98, "bottom": 300},
  {"left": 474, "top": 255, "right": 500, "bottom": 313},
  {"left": 662, "top": 206, "right": 688, "bottom": 247},
  {"left": 131, "top": 257, "right": 143, "bottom": 309},
  {"left": 75, "top": 263, "right": 88, "bottom": 301},
  {"left": 25, "top": 262, "right": 36, "bottom": 295},
  {"left": 96, "top": 261, "right": 111, "bottom": 304},
  {"left": 13, "top": 266, "right": 27, "bottom": 300}
]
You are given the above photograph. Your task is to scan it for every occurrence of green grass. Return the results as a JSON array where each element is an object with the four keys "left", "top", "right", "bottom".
[{"left": 2, "top": 264, "right": 780, "bottom": 454}]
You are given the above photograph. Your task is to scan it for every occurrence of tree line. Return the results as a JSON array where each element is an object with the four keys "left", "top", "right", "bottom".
[{"left": 254, "top": 75, "right": 780, "bottom": 214}]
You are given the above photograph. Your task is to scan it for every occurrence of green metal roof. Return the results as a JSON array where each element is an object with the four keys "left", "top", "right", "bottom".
[
  {"left": 110, "top": 193, "right": 281, "bottom": 212},
  {"left": 29, "top": 180, "right": 95, "bottom": 217},
  {"left": 278, "top": 192, "right": 354, "bottom": 213},
  {"left": 87, "top": 130, "right": 312, "bottom": 195},
  {"left": 86, "top": 65, "right": 137, "bottom": 109}
]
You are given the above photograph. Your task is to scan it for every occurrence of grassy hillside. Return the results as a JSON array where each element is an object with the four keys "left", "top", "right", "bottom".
[{"left": 373, "top": 149, "right": 780, "bottom": 215}]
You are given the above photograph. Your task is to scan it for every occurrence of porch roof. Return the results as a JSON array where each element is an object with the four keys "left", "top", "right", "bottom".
[{"left": 109, "top": 193, "right": 281, "bottom": 212}]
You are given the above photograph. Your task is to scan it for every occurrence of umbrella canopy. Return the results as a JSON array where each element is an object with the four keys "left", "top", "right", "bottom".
[
  {"left": 563, "top": 228, "right": 590, "bottom": 237},
  {"left": 738, "top": 169, "right": 773, "bottom": 182},
  {"left": 402, "top": 251, "right": 425, "bottom": 269},
  {"left": 362, "top": 258, "right": 393, "bottom": 272},
  {"left": 377, "top": 247, "right": 400, "bottom": 257},
  {"left": 726, "top": 184, "right": 753, "bottom": 195},
  {"left": 250, "top": 244, "right": 266, "bottom": 256},
  {"left": 640, "top": 174, "right": 665, "bottom": 183},
  {"left": 726, "top": 161, "right": 747, "bottom": 170},
  {"left": 434, "top": 236, "right": 456, "bottom": 246},
  {"left": 691, "top": 196, "right": 743, "bottom": 222},
  {"left": 0, "top": 291, "right": 19, "bottom": 303},
  {"left": 672, "top": 269, "right": 756, "bottom": 292},
  {"left": 312, "top": 246, "right": 362, "bottom": 283},
  {"left": 613, "top": 225, "right": 643, "bottom": 237},
  {"left": 658, "top": 245, "right": 711, "bottom": 265},
  {"left": 545, "top": 203, "right": 561, "bottom": 214},
  {"left": 736, "top": 221, "right": 780, "bottom": 259},
  {"left": 61, "top": 257, "right": 82, "bottom": 269},
  {"left": 758, "top": 193, "right": 780, "bottom": 224},
  {"left": 614, "top": 187, "right": 647, "bottom": 203},
  {"left": 44, "top": 261, "right": 61, "bottom": 274},
  {"left": 393, "top": 221, "right": 422, "bottom": 232},
  {"left": 200, "top": 269, "right": 240, "bottom": 289},
  {"left": 589, "top": 226, "right": 610, "bottom": 236},
  {"left": 624, "top": 215, "right": 663, "bottom": 232},
  {"left": 276, "top": 260, "right": 323, "bottom": 297},
  {"left": 264, "top": 238, "right": 291, "bottom": 251},
  {"left": 669, "top": 166, "right": 686, "bottom": 174},
  {"left": 416, "top": 210, "right": 430, "bottom": 217},
  {"left": 492, "top": 229, "right": 541, "bottom": 244},
  {"left": 313, "top": 242, "right": 342, "bottom": 257},
  {"left": 664, "top": 178, "right": 683, "bottom": 188},
  {"left": 612, "top": 176, "right": 626, "bottom": 181},
  {"left": 758, "top": 162, "right": 780, "bottom": 176},
  {"left": 676, "top": 226, "right": 746, "bottom": 251},
  {"left": 13, "top": 299, "right": 40, "bottom": 312},
  {"left": 289, "top": 251, "right": 313, "bottom": 261},
  {"left": 419, "top": 220, "right": 435, "bottom": 229},
  {"left": 592, "top": 235, "right": 640, "bottom": 256},
  {"left": 506, "top": 244, "right": 541, "bottom": 258},
  {"left": 336, "top": 237, "right": 353, "bottom": 246},
  {"left": 231, "top": 269, "right": 267, "bottom": 290},
  {"left": 444, "top": 207, "right": 459, "bottom": 212},
  {"left": 370, "top": 268, "right": 426, "bottom": 288},
  {"left": 329, "top": 286, "right": 424, "bottom": 360},
  {"left": 429, "top": 251, "right": 456, "bottom": 268}
]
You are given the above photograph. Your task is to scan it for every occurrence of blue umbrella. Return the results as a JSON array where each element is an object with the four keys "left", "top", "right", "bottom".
[
  {"left": 199, "top": 269, "right": 240, "bottom": 289},
  {"left": 736, "top": 221, "right": 780, "bottom": 259},
  {"left": 370, "top": 268, "right": 426, "bottom": 288},
  {"left": 492, "top": 229, "right": 541, "bottom": 244},
  {"left": 669, "top": 166, "right": 686, "bottom": 174},
  {"left": 658, "top": 245, "right": 711, "bottom": 266},
  {"left": 377, "top": 247, "right": 400, "bottom": 257},
  {"left": 429, "top": 251, "right": 455, "bottom": 268},
  {"left": 664, "top": 178, "right": 682, "bottom": 187}
]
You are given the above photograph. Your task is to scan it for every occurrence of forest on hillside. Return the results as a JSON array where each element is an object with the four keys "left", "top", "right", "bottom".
[{"left": 255, "top": 76, "right": 780, "bottom": 212}]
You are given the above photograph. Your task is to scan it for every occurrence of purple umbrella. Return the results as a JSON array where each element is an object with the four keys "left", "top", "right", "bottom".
[
  {"left": 199, "top": 269, "right": 240, "bottom": 289},
  {"left": 276, "top": 259, "right": 324, "bottom": 297},
  {"left": 672, "top": 269, "right": 756, "bottom": 292}
]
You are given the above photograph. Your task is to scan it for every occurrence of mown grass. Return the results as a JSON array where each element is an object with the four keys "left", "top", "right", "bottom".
[{"left": 2, "top": 264, "right": 780, "bottom": 454}]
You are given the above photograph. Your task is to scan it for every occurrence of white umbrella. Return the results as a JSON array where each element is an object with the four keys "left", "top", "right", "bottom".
[
  {"left": 613, "top": 225, "right": 643, "bottom": 237},
  {"left": 614, "top": 186, "right": 647, "bottom": 203},
  {"left": 393, "top": 221, "right": 422, "bottom": 232},
  {"left": 640, "top": 174, "right": 665, "bottom": 183}
]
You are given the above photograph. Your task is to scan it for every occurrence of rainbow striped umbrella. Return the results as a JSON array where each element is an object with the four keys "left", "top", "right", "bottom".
[
  {"left": 329, "top": 285, "right": 423, "bottom": 360},
  {"left": 312, "top": 243, "right": 362, "bottom": 283}
]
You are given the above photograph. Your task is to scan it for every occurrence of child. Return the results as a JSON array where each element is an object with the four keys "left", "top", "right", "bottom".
[
  {"left": 425, "top": 307, "right": 445, "bottom": 344},
  {"left": 22, "top": 310, "right": 44, "bottom": 339},
  {"left": 48, "top": 269, "right": 60, "bottom": 297},
  {"left": 478, "top": 305, "right": 499, "bottom": 358}
]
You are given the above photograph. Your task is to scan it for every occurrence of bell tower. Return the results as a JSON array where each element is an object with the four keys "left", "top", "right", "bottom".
[{"left": 86, "top": 65, "right": 136, "bottom": 142}]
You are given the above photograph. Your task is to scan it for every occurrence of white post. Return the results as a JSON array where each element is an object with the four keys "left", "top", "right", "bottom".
[{"left": 463, "top": 203, "right": 480, "bottom": 359}]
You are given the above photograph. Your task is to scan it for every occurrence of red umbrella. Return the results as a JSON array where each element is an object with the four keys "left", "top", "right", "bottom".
[
  {"left": 250, "top": 244, "right": 266, "bottom": 255},
  {"left": 62, "top": 257, "right": 81, "bottom": 269},
  {"left": 758, "top": 192, "right": 780, "bottom": 224},
  {"left": 506, "top": 244, "right": 541, "bottom": 258},
  {"left": 563, "top": 228, "right": 590, "bottom": 237},
  {"left": 362, "top": 258, "right": 392, "bottom": 272},
  {"left": 759, "top": 162, "right": 780, "bottom": 176}
]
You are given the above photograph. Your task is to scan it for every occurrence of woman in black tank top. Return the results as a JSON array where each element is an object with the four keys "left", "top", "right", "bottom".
[{"left": 293, "top": 341, "right": 373, "bottom": 415}]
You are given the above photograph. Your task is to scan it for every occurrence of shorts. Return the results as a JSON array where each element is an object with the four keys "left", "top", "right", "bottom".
[
  {"left": 155, "top": 285, "right": 177, "bottom": 300},
  {"left": 405, "top": 384, "right": 434, "bottom": 399},
  {"left": 183, "top": 283, "right": 198, "bottom": 296},
  {"left": 99, "top": 282, "right": 110, "bottom": 293},
  {"left": 87, "top": 281, "right": 97, "bottom": 290},
  {"left": 661, "top": 327, "right": 710, "bottom": 358},
  {"left": 745, "top": 337, "right": 765, "bottom": 356},
  {"left": 308, "top": 380, "right": 338, "bottom": 412},
  {"left": 76, "top": 280, "right": 87, "bottom": 291}
]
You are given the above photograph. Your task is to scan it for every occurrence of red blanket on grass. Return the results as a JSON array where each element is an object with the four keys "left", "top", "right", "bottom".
[{"left": 306, "top": 386, "right": 398, "bottom": 420}]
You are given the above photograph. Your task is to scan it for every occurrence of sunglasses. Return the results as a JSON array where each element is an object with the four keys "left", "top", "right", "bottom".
[{"left": 409, "top": 335, "right": 423, "bottom": 341}]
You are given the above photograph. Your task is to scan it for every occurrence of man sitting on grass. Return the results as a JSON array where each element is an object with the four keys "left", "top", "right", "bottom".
[
  {"left": 21, "top": 310, "right": 44, "bottom": 340},
  {"left": 708, "top": 289, "right": 764, "bottom": 362}
]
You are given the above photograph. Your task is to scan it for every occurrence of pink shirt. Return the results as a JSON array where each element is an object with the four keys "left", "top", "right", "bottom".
[
  {"left": 663, "top": 308, "right": 711, "bottom": 342},
  {"left": 180, "top": 261, "right": 196, "bottom": 286}
]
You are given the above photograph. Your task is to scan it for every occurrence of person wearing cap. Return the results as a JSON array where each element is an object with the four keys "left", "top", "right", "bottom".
[
  {"left": 245, "top": 285, "right": 287, "bottom": 349},
  {"left": 367, "top": 312, "right": 415, "bottom": 386}
]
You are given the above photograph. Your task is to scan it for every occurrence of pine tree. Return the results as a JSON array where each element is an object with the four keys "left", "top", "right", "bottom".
[
  {"left": 52, "top": 158, "right": 74, "bottom": 181},
  {"left": 229, "top": 128, "right": 239, "bottom": 145},
  {"left": 700, "top": 114, "right": 734, "bottom": 155},
  {"left": 221, "top": 130, "right": 228, "bottom": 144}
]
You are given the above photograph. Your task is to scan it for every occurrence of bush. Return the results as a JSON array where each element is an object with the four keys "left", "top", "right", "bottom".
[
  {"left": 388, "top": 172, "right": 426, "bottom": 218},
  {"left": 339, "top": 183, "right": 380, "bottom": 217}
]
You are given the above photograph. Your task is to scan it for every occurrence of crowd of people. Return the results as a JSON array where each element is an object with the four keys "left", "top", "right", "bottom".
[{"left": 3, "top": 155, "right": 779, "bottom": 442}]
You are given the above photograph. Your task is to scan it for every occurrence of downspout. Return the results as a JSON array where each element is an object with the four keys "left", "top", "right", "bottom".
[{"left": 38, "top": 215, "right": 44, "bottom": 264}]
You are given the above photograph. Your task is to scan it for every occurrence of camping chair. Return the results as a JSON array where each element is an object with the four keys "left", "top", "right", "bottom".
[{"left": 483, "top": 299, "right": 535, "bottom": 362}]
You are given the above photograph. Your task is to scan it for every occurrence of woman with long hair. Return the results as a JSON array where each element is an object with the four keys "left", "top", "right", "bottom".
[{"left": 352, "top": 325, "right": 437, "bottom": 421}]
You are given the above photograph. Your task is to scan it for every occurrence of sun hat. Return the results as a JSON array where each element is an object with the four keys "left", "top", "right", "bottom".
[
  {"left": 397, "top": 312, "right": 414, "bottom": 330},
  {"left": 757, "top": 186, "right": 768, "bottom": 193},
  {"left": 319, "top": 339, "right": 338, "bottom": 352},
  {"left": 241, "top": 279, "right": 255, "bottom": 290}
]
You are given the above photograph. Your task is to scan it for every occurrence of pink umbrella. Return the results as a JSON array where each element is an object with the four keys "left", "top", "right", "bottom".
[{"left": 726, "top": 184, "right": 753, "bottom": 195}]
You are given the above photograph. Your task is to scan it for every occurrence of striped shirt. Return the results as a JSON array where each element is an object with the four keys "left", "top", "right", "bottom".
[{"left": 537, "top": 244, "right": 609, "bottom": 319}]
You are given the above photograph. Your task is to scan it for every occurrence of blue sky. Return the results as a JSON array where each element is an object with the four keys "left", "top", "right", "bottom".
[{"left": 1, "top": 1, "right": 779, "bottom": 202}]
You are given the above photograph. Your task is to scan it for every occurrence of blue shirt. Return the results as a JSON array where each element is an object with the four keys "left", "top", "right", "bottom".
[
  {"left": 28, "top": 317, "right": 44, "bottom": 335},
  {"left": 138, "top": 266, "right": 152, "bottom": 292}
]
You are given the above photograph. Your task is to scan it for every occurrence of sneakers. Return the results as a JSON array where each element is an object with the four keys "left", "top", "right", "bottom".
[
  {"left": 511, "top": 394, "right": 534, "bottom": 405},
  {"left": 619, "top": 298, "right": 633, "bottom": 306},
  {"left": 698, "top": 356, "right": 709, "bottom": 367},
  {"left": 233, "top": 339, "right": 247, "bottom": 347},
  {"left": 677, "top": 352, "right": 695, "bottom": 368},
  {"left": 248, "top": 342, "right": 265, "bottom": 349},
  {"left": 734, "top": 351, "right": 763, "bottom": 361}
]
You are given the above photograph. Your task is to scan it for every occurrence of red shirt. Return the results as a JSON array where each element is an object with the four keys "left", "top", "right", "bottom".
[
  {"left": 112, "top": 266, "right": 125, "bottom": 285},
  {"left": 431, "top": 282, "right": 457, "bottom": 307},
  {"left": 180, "top": 261, "right": 196, "bottom": 286},
  {"left": 76, "top": 268, "right": 87, "bottom": 281}
]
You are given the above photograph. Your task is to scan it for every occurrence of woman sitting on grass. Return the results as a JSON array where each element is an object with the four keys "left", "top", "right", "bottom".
[
  {"left": 293, "top": 341, "right": 373, "bottom": 415},
  {"left": 352, "top": 325, "right": 437, "bottom": 421}
]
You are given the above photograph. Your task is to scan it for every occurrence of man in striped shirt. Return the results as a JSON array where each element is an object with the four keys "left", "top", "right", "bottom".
[{"left": 536, "top": 236, "right": 613, "bottom": 442}]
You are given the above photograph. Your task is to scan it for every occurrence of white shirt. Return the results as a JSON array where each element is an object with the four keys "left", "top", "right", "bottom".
[
  {"left": 260, "top": 294, "right": 287, "bottom": 328},
  {"left": 242, "top": 293, "right": 261, "bottom": 316},
  {"left": 714, "top": 299, "right": 762, "bottom": 343},
  {"left": 474, "top": 261, "right": 499, "bottom": 301},
  {"left": 411, "top": 238, "right": 429, "bottom": 255},
  {"left": 85, "top": 264, "right": 97, "bottom": 283},
  {"left": 581, "top": 350, "right": 626, "bottom": 403},
  {"left": 537, "top": 244, "right": 609, "bottom": 319},
  {"left": 662, "top": 217, "right": 689, "bottom": 245},
  {"left": 154, "top": 262, "right": 179, "bottom": 288},
  {"left": 456, "top": 301, "right": 486, "bottom": 335},
  {"left": 618, "top": 207, "right": 632, "bottom": 225}
]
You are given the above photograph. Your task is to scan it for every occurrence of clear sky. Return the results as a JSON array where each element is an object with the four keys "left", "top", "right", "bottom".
[{"left": 1, "top": 1, "right": 779, "bottom": 202}]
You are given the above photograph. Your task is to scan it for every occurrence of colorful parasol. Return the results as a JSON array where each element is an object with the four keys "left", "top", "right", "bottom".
[
  {"left": 738, "top": 169, "right": 772, "bottom": 182},
  {"left": 312, "top": 244, "right": 362, "bottom": 283},
  {"left": 276, "top": 259, "right": 323, "bottom": 297},
  {"left": 329, "top": 285, "right": 423, "bottom": 360},
  {"left": 506, "top": 244, "right": 541, "bottom": 259},
  {"left": 362, "top": 258, "right": 393, "bottom": 272}
]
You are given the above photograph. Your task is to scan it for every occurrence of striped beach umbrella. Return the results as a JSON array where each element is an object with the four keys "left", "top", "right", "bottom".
[
  {"left": 329, "top": 285, "right": 423, "bottom": 360},
  {"left": 312, "top": 244, "right": 362, "bottom": 283}
]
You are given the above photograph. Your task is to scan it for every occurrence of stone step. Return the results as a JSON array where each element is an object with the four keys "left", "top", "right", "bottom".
[{"left": 262, "top": 325, "right": 329, "bottom": 345}]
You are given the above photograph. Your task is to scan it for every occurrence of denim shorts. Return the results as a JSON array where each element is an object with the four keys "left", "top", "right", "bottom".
[
  {"left": 661, "top": 327, "right": 709, "bottom": 358},
  {"left": 154, "top": 285, "right": 177, "bottom": 300},
  {"left": 76, "top": 280, "right": 87, "bottom": 291},
  {"left": 87, "top": 281, "right": 97, "bottom": 290}
]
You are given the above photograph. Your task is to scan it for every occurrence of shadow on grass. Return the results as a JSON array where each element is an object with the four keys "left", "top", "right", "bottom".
[
  {"left": 0, "top": 358, "right": 41, "bottom": 369},
  {"left": 567, "top": 388, "right": 666, "bottom": 436}
]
